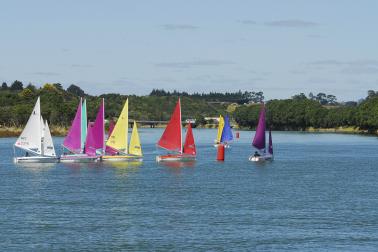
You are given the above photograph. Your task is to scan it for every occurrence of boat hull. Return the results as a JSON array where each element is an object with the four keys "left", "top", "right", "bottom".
[
  {"left": 249, "top": 154, "right": 273, "bottom": 162},
  {"left": 156, "top": 154, "right": 196, "bottom": 162},
  {"left": 213, "top": 143, "right": 230, "bottom": 148},
  {"left": 14, "top": 156, "right": 58, "bottom": 163},
  {"left": 60, "top": 154, "right": 98, "bottom": 163},
  {"left": 101, "top": 155, "right": 143, "bottom": 162}
]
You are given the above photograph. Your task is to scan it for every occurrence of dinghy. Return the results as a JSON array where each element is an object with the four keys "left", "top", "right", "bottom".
[
  {"left": 102, "top": 99, "right": 143, "bottom": 161},
  {"left": 14, "top": 97, "right": 58, "bottom": 163},
  {"left": 60, "top": 98, "right": 103, "bottom": 162},
  {"left": 214, "top": 115, "right": 233, "bottom": 148},
  {"left": 156, "top": 98, "right": 196, "bottom": 162},
  {"left": 249, "top": 105, "right": 274, "bottom": 162}
]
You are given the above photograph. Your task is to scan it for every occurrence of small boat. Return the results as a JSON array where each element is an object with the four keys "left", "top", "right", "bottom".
[
  {"left": 60, "top": 98, "right": 105, "bottom": 162},
  {"left": 249, "top": 104, "right": 274, "bottom": 162},
  {"left": 102, "top": 99, "right": 143, "bottom": 162},
  {"left": 156, "top": 98, "right": 196, "bottom": 162},
  {"left": 14, "top": 97, "right": 58, "bottom": 163},
  {"left": 214, "top": 115, "right": 233, "bottom": 148}
]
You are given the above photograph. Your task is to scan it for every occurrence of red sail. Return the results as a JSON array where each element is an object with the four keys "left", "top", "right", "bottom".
[
  {"left": 157, "top": 98, "right": 182, "bottom": 153},
  {"left": 183, "top": 123, "right": 196, "bottom": 155}
]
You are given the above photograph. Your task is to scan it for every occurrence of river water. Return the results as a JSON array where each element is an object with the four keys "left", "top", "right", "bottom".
[{"left": 1, "top": 129, "right": 378, "bottom": 251}]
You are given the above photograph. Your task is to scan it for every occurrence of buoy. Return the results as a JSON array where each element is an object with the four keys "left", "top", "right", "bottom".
[
  {"left": 236, "top": 132, "right": 240, "bottom": 139},
  {"left": 217, "top": 144, "right": 225, "bottom": 161}
]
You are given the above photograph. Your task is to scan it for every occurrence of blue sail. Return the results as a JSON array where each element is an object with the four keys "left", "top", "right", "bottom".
[{"left": 220, "top": 115, "right": 233, "bottom": 142}]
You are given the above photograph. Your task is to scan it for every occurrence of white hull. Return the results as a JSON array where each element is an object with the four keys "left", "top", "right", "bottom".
[
  {"left": 249, "top": 154, "right": 273, "bottom": 162},
  {"left": 213, "top": 143, "right": 230, "bottom": 148},
  {"left": 156, "top": 154, "right": 196, "bottom": 162},
  {"left": 14, "top": 156, "right": 58, "bottom": 163},
  {"left": 60, "top": 154, "right": 98, "bottom": 163}
]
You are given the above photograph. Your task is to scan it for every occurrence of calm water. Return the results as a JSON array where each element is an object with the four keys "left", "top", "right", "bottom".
[{"left": 1, "top": 129, "right": 378, "bottom": 251}]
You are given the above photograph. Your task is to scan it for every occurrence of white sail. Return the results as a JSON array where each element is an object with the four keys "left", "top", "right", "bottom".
[
  {"left": 43, "top": 120, "right": 56, "bottom": 157},
  {"left": 14, "top": 97, "right": 42, "bottom": 154}
]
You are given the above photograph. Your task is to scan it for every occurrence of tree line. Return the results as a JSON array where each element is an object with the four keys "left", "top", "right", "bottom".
[
  {"left": 2, "top": 80, "right": 378, "bottom": 133},
  {"left": 234, "top": 91, "right": 378, "bottom": 132}
]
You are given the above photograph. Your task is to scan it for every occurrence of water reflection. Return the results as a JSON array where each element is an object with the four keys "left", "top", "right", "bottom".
[
  {"left": 158, "top": 160, "right": 196, "bottom": 169},
  {"left": 16, "top": 162, "right": 55, "bottom": 172}
]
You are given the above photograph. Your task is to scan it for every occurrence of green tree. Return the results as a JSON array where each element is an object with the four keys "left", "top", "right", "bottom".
[
  {"left": 10, "top": 80, "right": 23, "bottom": 91},
  {"left": 1, "top": 82, "right": 8, "bottom": 90},
  {"left": 67, "top": 84, "right": 85, "bottom": 97}
]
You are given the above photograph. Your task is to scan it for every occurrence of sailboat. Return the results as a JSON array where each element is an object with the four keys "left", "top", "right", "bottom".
[
  {"left": 214, "top": 115, "right": 233, "bottom": 148},
  {"left": 14, "top": 97, "right": 58, "bottom": 163},
  {"left": 156, "top": 98, "right": 196, "bottom": 162},
  {"left": 102, "top": 99, "right": 143, "bottom": 161},
  {"left": 60, "top": 98, "right": 104, "bottom": 162},
  {"left": 249, "top": 104, "right": 274, "bottom": 162}
]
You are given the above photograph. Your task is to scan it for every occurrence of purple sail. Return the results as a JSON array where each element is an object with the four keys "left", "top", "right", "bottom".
[
  {"left": 63, "top": 99, "right": 82, "bottom": 153},
  {"left": 85, "top": 99, "right": 105, "bottom": 156},
  {"left": 268, "top": 128, "right": 273, "bottom": 155},
  {"left": 252, "top": 104, "right": 266, "bottom": 150}
]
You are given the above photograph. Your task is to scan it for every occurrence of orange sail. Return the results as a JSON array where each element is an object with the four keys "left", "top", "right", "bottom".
[
  {"left": 183, "top": 123, "right": 196, "bottom": 155},
  {"left": 157, "top": 98, "right": 182, "bottom": 153}
]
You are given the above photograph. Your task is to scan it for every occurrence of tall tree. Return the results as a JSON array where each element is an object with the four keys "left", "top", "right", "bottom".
[
  {"left": 1, "top": 82, "right": 8, "bottom": 90},
  {"left": 10, "top": 80, "right": 23, "bottom": 91},
  {"left": 67, "top": 84, "right": 85, "bottom": 97}
]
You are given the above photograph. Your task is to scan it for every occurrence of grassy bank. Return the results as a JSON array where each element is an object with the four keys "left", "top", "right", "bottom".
[{"left": 0, "top": 126, "right": 67, "bottom": 138}]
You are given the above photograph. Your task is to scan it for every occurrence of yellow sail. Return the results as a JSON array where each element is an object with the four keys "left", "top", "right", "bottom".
[
  {"left": 216, "top": 115, "right": 224, "bottom": 143},
  {"left": 106, "top": 99, "right": 128, "bottom": 153},
  {"left": 129, "top": 121, "right": 142, "bottom": 156}
]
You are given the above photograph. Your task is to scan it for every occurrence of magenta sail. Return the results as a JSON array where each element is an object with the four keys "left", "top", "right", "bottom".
[
  {"left": 252, "top": 104, "right": 266, "bottom": 150},
  {"left": 268, "top": 129, "right": 273, "bottom": 154},
  {"left": 63, "top": 99, "right": 82, "bottom": 153},
  {"left": 85, "top": 99, "right": 105, "bottom": 156}
]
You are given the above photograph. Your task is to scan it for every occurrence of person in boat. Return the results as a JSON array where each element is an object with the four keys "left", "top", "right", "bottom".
[{"left": 253, "top": 151, "right": 260, "bottom": 157}]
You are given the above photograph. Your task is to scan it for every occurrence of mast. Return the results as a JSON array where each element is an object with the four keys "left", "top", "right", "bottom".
[{"left": 179, "top": 98, "right": 182, "bottom": 154}]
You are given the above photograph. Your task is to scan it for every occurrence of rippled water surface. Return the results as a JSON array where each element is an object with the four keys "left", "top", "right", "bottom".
[{"left": 1, "top": 129, "right": 378, "bottom": 251}]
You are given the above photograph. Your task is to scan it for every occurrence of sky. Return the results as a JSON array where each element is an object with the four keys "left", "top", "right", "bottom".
[{"left": 1, "top": 0, "right": 378, "bottom": 101}]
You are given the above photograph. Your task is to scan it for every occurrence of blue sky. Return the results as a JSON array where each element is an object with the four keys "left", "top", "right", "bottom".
[{"left": 1, "top": 0, "right": 377, "bottom": 101}]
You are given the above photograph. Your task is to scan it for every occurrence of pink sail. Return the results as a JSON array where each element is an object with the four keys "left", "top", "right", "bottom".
[
  {"left": 85, "top": 99, "right": 105, "bottom": 156},
  {"left": 252, "top": 104, "right": 266, "bottom": 150},
  {"left": 63, "top": 99, "right": 82, "bottom": 153},
  {"left": 268, "top": 128, "right": 273, "bottom": 155}
]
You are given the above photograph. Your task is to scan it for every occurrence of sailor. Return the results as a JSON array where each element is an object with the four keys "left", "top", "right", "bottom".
[{"left": 254, "top": 151, "right": 260, "bottom": 157}]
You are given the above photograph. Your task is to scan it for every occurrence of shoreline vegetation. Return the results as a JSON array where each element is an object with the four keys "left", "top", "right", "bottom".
[
  {"left": 0, "top": 125, "right": 375, "bottom": 138},
  {"left": 2, "top": 80, "right": 378, "bottom": 138}
]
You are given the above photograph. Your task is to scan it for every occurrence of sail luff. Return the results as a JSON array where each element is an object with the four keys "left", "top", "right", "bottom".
[
  {"left": 216, "top": 115, "right": 224, "bottom": 143},
  {"left": 183, "top": 123, "right": 196, "bottom": 155},
  {"left": 63, "top": 98, "right": 82, "bottom": 153},
  {"left": 268, "top": 129, "right": 273, "bottom": 155},
  {"left": 43, "top": 120, "right": 56, "bottom": 157},
  {"left": 85, "top": 99, "right": 105, "bottom": 156},
  {"left": 14, "top": 97, "right": 42, "bottom": 154},
  {"left": 106, "top": 99, "right": 128, "bottom": 153},
  {"left": 220, "top": 115, "right": 233, "bottom": 143},
  {"left": 179, "top": 98, "right": 182, "bottom": 154},
  {"left": 157, "top": 98, "right": 182, "bottom": 153},
  {"left": 129, "top": 121, "right": 142, "bottom": 156},
  {"left": 81, "top": 98, "right": 87, "bottom": 152},
  {"left": 252, "top": 104, "right": 266, "bottom": 150}
]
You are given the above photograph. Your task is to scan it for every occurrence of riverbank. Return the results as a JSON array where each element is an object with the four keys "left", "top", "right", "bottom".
[
  {"left": 0, "top": 126, "right": 67, "bottom": 137},
  {"left": 1, "top": 125, "right": 375, "bottom": 137}
]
